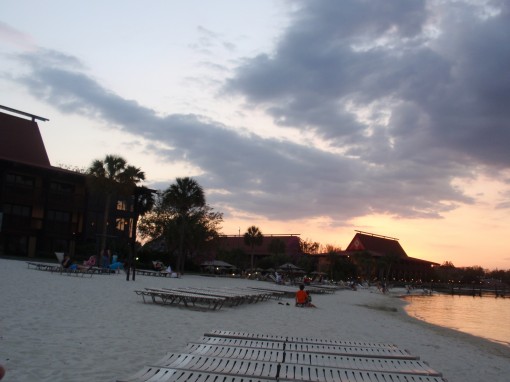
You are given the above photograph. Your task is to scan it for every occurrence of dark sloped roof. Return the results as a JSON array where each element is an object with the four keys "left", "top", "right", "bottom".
[
  {"left": 0, "top": 111, "right": 51, "bottom": 167},
  {"left": 216, "top": 235, "right": 301, "bottom": 256},
  {"left": 346, "top": 232, "right": 408, "bottom": 258}
]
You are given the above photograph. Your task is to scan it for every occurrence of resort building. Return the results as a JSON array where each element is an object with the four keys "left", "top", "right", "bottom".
[
  {"left": 0, "top": 106, "right": 138, "bottom": 260},
  {"left": 326, "top": 231, "right": 437, "bottom": 282}
]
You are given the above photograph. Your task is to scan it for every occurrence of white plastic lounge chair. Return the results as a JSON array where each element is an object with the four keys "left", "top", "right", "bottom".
[
  {"left": 55, "top": 252, "right": 64, "bottom": 264},
  {"left": 119, "top": 331, "right": 447, "bottom": 382}
]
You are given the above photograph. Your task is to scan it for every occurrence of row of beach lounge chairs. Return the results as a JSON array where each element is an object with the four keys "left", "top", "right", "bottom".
[
  {"left": 134, "top": 287, "right": 283, "bottom": 311},
  {"left": 134, "top": 281, "right": 345, "bottom": 311},
  {"left": 118, "top": 330, "right": 447, "bottom": 382},
  {"left": 135, "top": 269, "right": 179, "bottom": 278},
  {"left": 26, "top": 261, "right": 115, "bottom": 277},
  {"left": 26, "top": 252, "right": 116, "bottom": 277}
]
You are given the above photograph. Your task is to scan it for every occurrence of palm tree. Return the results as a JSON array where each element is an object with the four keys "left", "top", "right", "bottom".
[
  {"left": 161, "top": 177, "right": 205, "bottom": 273},
  {"left": 87, "top": 155, "right": 145, "bottom": 265},
  {"left": 244, "top": 226, "right": 263, "bottom": 271},
  {"left": 127, "top": 185, "right": 155, "bottom": 280}
]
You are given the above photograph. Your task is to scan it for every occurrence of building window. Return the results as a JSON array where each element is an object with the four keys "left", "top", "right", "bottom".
[
  {"left": 116, "top": 200, "right": 127, "bottom": 211},
  {"left": 46, "top": 210, "right": 71, "bottom": 233},
  {"left": 6, "top": 173, "right": 34, "bottom": 187},
  {"left": 47, "top": 210, "right": 71, "bottom": 222},
  {"left": 116, "top": 218, "right": 128, "bottom": 232},
  {"left": 4, "top": 203, "right": 31, "bottom": 216},
  {"left": 50, "top": 182, "right": 75, "bottom": 194},
  {"left": 2, "top": 203, "right": 31, "bottom": 229}
]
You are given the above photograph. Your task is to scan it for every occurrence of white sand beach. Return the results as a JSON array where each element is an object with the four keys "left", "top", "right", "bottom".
[{"left": 0, "top": 258, "right": 509, "bottom": 381}]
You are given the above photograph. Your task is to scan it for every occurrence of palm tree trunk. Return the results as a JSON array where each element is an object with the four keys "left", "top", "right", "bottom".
[
  {"left": 99, "top": 193, "right": 111, "bottom": 267},
  {"left": 127, "top": 214, "right": 138, "bottom": 281},
  {"left": 177, "top": 220, "right": 186, "bottom": 274}
]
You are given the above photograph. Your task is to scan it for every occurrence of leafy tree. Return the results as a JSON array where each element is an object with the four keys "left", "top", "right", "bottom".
[
  {"left": 162, "top": 177, "right": 206, "bottom": 273},
  {"left": 244, "top": 226, "right": 263, "bottom": 271},
  {"left": 299, "top": 238, "right": 320, "bottom": 255},
  {"left": 460, "top": 266, "right": 485, "bottom": 283},
  {"left": 138, "top": 177, "right": 222, "bottom": 273},
  {"left": 127, "top": 185, "right": 156, "bottom": 279},
  {"left": 377, "top": 252, "right": 401, "bottom": 282},
  {"left": 87, "top": 155, "right": 145, "bottom": 265},
  {"left": 217, "top": 248, "right": 248, "bottom": 270}
]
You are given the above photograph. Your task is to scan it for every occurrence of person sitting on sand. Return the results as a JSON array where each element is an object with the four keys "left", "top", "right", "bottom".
[
  {"left": 61, "top": 254, "right": 78, "bottom": 270},
  {"left": 154, "top": 261, "right": 163, "bottom": 271},
  {"left": 295, "top": 284, "right": 316, "bottom": 307},
  {"left": 83, "top": 255, "right": 96, "bottom": 267}
]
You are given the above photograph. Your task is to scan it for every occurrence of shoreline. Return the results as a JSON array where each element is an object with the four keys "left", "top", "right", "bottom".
[
  {"left": 1, "top": 258, "right": 509, "bottom": 381},
  {"left": 395, "top": 294, "right": 510, "bottom": 357}
]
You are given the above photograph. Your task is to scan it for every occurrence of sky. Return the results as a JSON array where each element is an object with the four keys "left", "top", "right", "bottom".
[{"left": 1, "top": 0, "right": 509, "bottom": 270}]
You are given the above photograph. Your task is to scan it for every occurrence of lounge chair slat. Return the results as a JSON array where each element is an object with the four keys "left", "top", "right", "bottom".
[
  {"left": 278, "top": 365, "right": 446, "bottom": 382},
  {"left": 284, "top": 352, "right": 441, "bottom": 376},
  {"left": 118, "top": 366, "right": 274, "bottom": 382}
]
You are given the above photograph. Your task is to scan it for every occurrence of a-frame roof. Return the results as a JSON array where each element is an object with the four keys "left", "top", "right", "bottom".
[
  {"left": 0, "top": 111, "right": 51, "bottom": 167},
  {"left": 345, "top": 231, "right": 408, "bottom": 258}
]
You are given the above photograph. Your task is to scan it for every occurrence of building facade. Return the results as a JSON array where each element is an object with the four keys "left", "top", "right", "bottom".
[
  {"left": 342, "top": 231, "right": 437, "bottom": 281},
  {"left": 0, "top": 108, "right": 138, "bottom": 259}
]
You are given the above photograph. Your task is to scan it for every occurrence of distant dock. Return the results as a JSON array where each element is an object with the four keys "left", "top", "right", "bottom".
[{"left": 427, "top": 282, "right": 509, "bottom": 298}]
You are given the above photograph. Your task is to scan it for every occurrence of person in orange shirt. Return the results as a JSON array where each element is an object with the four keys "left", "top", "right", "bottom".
[{"left": 295, "top": 284, "right": 316, "bottom": 307}]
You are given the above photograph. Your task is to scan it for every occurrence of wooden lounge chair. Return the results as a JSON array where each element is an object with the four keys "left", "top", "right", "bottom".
[
  {"left": 198, "top": 336, "right": 415, "bottom": 359},
  {"left": 182, "top": 345, "right": 284, "bottom": 363},
  {"left": 119, "top": 331, "right": 447, "bottom": 382},
  {"left": 195, "top": 337, "right": 286, "bottom": 350},
  {"left": 285, "top": 342, "right": 417, "bottom": 360},
  {"left": 181, "top": 344, "right": 439, "bottom": 377},
  {"left": 26, "top": 261, "right": 61, "bottom": 272},
  {"left": 283, "top": 352, "right": 442, "bottom": 376},
  {"left": 204, "top": 330, "right": 398, "bottom": 349},
  {"left": 135, "top": 288, "right": 226, "bottom": 310},
  {"left": 277, "top": 365, "right": 446, "bottom": 381},
  {"left": 117, "top": 367, "right": 274, "bottom": 382},
  {"left": 145, "top": 354, "right": 279, "bottom": 379},
  {"left": 166, "top": 287, "right": 275, "bottom": 306}
]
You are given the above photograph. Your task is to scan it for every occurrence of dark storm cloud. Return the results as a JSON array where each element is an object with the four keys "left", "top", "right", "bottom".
[
  {"left": 225, "top": 0, "right": 510, "bottom": 171},
  {"left": 13, "top": 0, "right": 509, "bottom": 225}
]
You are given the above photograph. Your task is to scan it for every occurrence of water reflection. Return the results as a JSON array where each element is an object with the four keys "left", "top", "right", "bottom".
[{"left": 404, "top": 294, "right": 510, "bottom": 346}]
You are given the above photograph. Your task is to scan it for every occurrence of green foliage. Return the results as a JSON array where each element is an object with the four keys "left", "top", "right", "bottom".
[
  {"left": 86, "top": 154, "right": 146, "bottom": 265},
  {"left": 257, "top": 253, "right": 291, "bottom": 270},
  {"left": 138, "top": 177, "right": 223, "bottom": 273},
  {"left": 244, "top": 225, "right": 263, "bottom": 270},
  {"left": 296, "top": 255, "right": 317, "bottom": 274},
  {"left": 329, "top": 256, "right": 357, "bottom": 281},
  {"left": 299, "top": 238, "right": 320, "bottom": 254},
  {"left": 217, "top": 248, "right": 248, "bottom": 269}
]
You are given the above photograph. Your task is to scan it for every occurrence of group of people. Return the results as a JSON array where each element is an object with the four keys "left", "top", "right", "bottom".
[{"left": 60, "top": 250, "right": 124, "bottom": 272}]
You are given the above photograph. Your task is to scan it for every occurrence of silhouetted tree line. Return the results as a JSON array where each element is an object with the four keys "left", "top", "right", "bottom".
[{"left": 433, "top": 261, "right": 510, "bottom": 285}]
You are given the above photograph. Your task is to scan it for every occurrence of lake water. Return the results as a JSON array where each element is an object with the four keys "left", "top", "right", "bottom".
[{"left": 403, "top": 294, "right": 510, "bottom": 347}]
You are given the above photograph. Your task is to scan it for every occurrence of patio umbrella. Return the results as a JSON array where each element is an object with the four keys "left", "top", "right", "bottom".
[{"left": 278, "top": 263, "right": 302, "bottom": 271}]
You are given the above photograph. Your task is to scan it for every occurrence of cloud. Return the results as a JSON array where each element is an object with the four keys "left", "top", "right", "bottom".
[
  {"left": 0, "top": 21, "right": 35, "bottom": 49},
  {"left": 225, "top": 0, "right": 510, "bottom": 171},
  {"left": 12, "top": 0, "right": 510, "bottom": 227}
]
